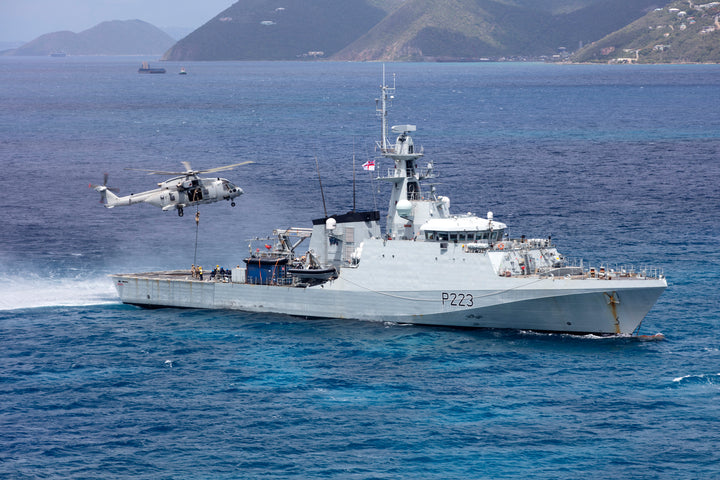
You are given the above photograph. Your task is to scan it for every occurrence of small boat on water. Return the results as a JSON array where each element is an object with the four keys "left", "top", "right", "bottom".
[
  {"left": 110, "top": 73, "right": 667, "bottom": 335},
  {"left": 179, "top": 67, "right": 187, "bottom": 75},
  {"left": 138, "top": 62, "right": 166, "bottom": 74}
]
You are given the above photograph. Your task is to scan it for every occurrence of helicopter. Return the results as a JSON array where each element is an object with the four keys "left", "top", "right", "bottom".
[{"left": 90, "top": 161, "right": 251, "bottom": 217}]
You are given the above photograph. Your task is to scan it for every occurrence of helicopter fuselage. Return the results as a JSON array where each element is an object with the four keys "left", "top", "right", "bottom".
[{"left": 99, "top": 176, "right": 243, "bottom": 216}]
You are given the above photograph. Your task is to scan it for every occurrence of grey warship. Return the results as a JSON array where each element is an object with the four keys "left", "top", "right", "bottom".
[{"left": 111, "top": 77, "right": 667, "bottom": 335}]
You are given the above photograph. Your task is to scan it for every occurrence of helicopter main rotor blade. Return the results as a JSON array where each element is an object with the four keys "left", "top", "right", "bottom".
[
  {"left": 124, "top": 160, "right": 252, "bottom": 176},
  {"left": 124, "top": 167, "right": 188, "bottom": 175},
  {"left": 196, "top": 161, "right": 254, "bottom": 174}
]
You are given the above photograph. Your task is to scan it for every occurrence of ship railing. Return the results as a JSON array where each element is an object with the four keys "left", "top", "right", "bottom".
[
  {"left": 544, "top": 258, "right": 664, "bottom": 280},
  {"left": 484, "top": 237, "right": 553, "bottom": 252},
  {"left": 244, "top": 275, "right": 293, "bottom": 286},
  {"left": 273, "top": 227, "right": 313, "bottom": 237},
  {"left": 408, "top": 191, "right": 436, "bottom": 201},
  {"left": 587, "top": 262, "right": 664, "bottom": 280},
  {"left": 378, "top": 165, "right": 434, "bottom": 179},
  {"left": 377, "top": 143, "right": 395, "bottom": 154},
  {"left": 247, "top": 251, "right": 292, "bottom": 261},
  {"left": 508, "top": 238, "right": 554, "bottom": 249},
  {"left": 537, "top": 257, "right": 585, "bottom": 278},
  {"left": 380, "top": 167, "right": 398, "bottom": 178}
]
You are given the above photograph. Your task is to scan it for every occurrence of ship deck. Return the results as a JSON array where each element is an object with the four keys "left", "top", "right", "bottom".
[
  {"left": 115, "top": 270, "right": 199, "bottom": 281},
  {"left": 113, "top": 268, "right": 662, "bottom": 285}
]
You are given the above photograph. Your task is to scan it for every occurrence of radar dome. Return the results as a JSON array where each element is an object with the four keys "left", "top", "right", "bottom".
[{"left": 396, "top": 199, "right": 413, "bottom": 219}]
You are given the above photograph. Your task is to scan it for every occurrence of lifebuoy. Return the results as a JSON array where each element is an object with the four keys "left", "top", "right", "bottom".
[{"left": 498, "top": 243, "right": 504, "bottom": 250}]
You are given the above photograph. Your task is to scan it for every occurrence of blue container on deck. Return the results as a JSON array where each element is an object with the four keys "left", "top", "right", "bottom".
[{"left": 243, "top": 256, "right": 288, "bottom": 285}]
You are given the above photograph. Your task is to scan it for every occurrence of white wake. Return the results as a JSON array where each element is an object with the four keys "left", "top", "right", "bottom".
[{"left": 0, "top": 274, "right": 119, "bottom": 311}]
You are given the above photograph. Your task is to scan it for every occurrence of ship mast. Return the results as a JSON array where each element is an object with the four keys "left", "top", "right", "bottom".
[
  {"left": 375, "top": 69, "right": 449, "bottom": 240},
  {"left": 376, "top": 66, "right": 395, "bottom": 153}
]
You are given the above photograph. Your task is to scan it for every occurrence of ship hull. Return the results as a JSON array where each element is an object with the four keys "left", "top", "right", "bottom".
[{"left": 111, "top": 271, "right": 666, "bottom": 335}]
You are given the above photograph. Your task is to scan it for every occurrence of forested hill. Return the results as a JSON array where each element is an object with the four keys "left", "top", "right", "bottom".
[
  {"left": 333, "top": 0, "right": 664, "bottom": 61},
  {"left": 572, "top": 0, "right": 720, "bottom": 63},
  {"left": 162, "top": 0, "right": 664, "bottom": 61},
  {"left": 163, "top": 0, "right": 401, "bottom": 61}
]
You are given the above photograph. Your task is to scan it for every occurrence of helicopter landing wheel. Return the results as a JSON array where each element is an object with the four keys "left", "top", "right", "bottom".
[
  {"left": 178, "top": 207, "right": 184, "bottom": 217},
  {"left": 231, "top": 201, "right": 236, "bottom": 207}
]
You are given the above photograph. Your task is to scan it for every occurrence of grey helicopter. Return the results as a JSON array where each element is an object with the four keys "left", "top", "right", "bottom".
[{"left": 90, "top": 161, "right": 251, "bottom": 217}]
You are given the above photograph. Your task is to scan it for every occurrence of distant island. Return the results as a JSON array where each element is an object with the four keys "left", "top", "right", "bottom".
[{"left": 2, "top": 20, "right": 174, "bottom": 56}]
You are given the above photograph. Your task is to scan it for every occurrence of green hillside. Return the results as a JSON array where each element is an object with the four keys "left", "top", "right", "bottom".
[
  {"left": 163, "top": 0, "right": 663, "bottom": 61},
  {"left": 163, "top": 0, "right": 400, "bottom": 61},
  {"left": 572, "top": 1, "right": 720, "bottom": 63},
  {"left": 334, "top": 0, "right": 664, "bottom": 61}
]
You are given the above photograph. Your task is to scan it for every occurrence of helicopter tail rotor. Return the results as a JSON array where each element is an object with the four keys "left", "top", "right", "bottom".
[{"left": 89, "top": 173, "right": 120, "bottom": 205}]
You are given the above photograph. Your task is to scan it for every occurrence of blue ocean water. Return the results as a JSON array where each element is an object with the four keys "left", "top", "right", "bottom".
[{"left": 1, "top": 57, "right": 719, "bottom": 478}]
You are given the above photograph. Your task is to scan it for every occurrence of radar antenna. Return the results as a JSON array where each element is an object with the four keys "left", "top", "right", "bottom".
[
  {"left": 376, "top": 65, "right": 396, "bottom": 153},
  {"left": 314, "top": 155, "right": 328, "bottom": 218}
]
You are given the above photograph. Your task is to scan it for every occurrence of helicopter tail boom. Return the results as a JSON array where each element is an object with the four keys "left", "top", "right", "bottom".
[
  {"left": 90, "top": 174, "right": 121, "bottom": 208},
  {"left": 102, "top": 188, "right": 120, "bottom": 208},
  {"left": 90, "top": 184, "right": 121, "bottom": 208}
]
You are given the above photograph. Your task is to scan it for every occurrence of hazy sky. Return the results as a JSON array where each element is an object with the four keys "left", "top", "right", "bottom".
[{"left": 0, "top": 0, "right": 236, "bottom": 42}]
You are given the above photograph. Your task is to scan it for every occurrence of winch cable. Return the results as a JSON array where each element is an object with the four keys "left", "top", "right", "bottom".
[{"left": 193, "top": 206, "right": 200, "bottom": 267}]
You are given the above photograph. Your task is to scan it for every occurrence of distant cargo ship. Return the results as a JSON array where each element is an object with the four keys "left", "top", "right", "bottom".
[{"left": 138, "top": 62, "right": 166, "bottom": 74}]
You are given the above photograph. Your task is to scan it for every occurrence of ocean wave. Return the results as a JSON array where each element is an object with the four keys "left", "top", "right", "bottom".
[
  {"left": 672, "top": 373, "right": 720, "bottom": 386},
  {"left": 0, "top": 274, "right": 118, "bottom": 311}
]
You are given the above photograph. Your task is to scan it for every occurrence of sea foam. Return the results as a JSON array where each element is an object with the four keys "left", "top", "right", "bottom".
[{"left": 0, "top": 274, "right": 118, "bottom": 311}]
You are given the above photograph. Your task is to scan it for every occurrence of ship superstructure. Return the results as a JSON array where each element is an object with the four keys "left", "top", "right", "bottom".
[{"left": 111, "top": 75, "right": 666, "bottom": 335}]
